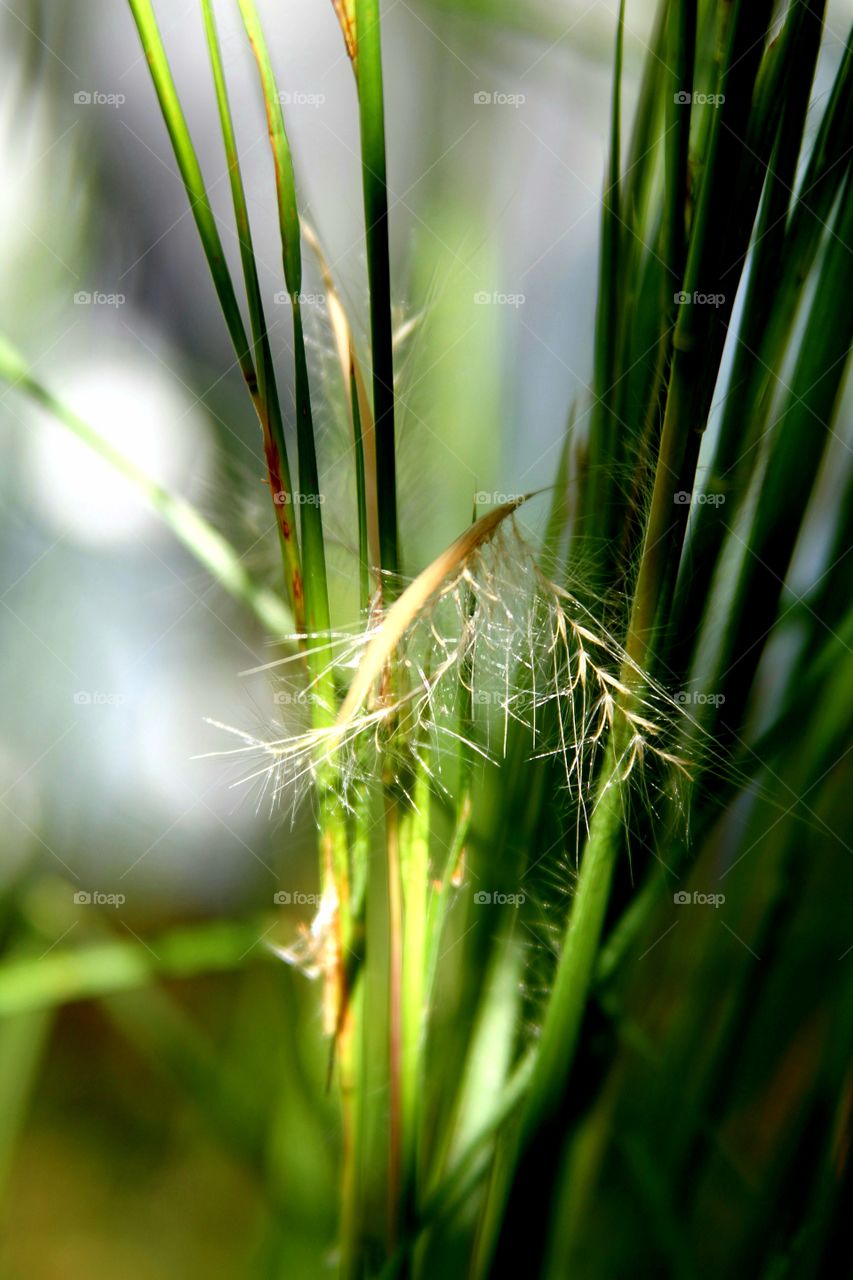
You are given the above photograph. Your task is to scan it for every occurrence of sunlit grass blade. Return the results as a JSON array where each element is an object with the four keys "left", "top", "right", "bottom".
[{"left": 0, "top": 335, "right": 294, "bottom": 637}]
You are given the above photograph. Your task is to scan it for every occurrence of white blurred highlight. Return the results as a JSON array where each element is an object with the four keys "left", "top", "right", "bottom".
[{"left": 27, "top": 344, "right": 210, "bottom": 547}]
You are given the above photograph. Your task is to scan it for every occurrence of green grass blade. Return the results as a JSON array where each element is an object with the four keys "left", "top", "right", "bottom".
[
  {"left": 200, "top": 0, "right": 305, "bottom": 630},
  {"left": 399, "top": 764, "right": 430, "bottom": 1219},
  {"left": 630, "top": 0, "right": 775, "bottom": 645},
  {"left": 708, "top": 165, "right": 853, "bottom": 733},
  {"left": 789, "top": 24, "right": 853, "bottom": 234},
  {"left": 356, "top": 0, "right": 399, "bottom": 583},
  {"left": 664, "top": 0, "right": 695, "bottom": 293},
  {"left": 229, "top": 14, "right": 348, "bottom": 1030},
  {"left": 584, "top": 0, "right": 624, "bottom": 566},
  {"left": 126, "top": 0, "right": 256, "bottom": 393},
  {"left": 0, "top": 335, "right": 294, "bottom": 637},
  {"left": 351, "top": 364, "right": 371, "bottom": 611},
  {"left": 543, "top": 406, "right": 575, "bottom": 566},
  {"left": 486, "top": 13, "right": 777, "bottom": 1258},
  {"left": 617, "top": 0, "right": 695, "bottom": 580},
  {"left": 302, "top": 219, "right": 378, "bottom": 602},
  {"left": 622, "top": 0, "right": 667, "bottom": 233},
  {"left": 235, "top": 0, "right": 332, "bottom": 657},
  {"left": 669, "top": 0, "right": 829, "bottom": 673}
]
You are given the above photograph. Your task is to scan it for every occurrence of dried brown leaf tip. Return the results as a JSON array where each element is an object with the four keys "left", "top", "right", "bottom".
[{"left": 331, "top": 0, "right": 357, "bottom": 63}]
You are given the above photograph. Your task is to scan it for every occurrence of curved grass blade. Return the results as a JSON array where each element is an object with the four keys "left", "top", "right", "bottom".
[
  {"left": 0, "top": 335, "right": 294, "bottom": 638},
  {"left": 335, "top": 496, "right": 531, "bottom": 730}
]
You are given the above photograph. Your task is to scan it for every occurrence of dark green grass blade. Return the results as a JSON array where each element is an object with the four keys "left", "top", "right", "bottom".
[
  {"left": 670, "top": 11, "right": 848, "bottom": 672},
  {"left": 617, "top": 0, "right": 696, "bottom": 583},
  {"left": 704, "top": 165, "right": 853, "bottom": 737},
  {"left": 356, "top": 0, "right": 399, "bottom": 583},
  {"left": 621, "top": 0, "right": 667, "bottom": 235},
  {"left": 666, "top": 0, "right": 824, "bottom": 675},
  {"left": 663, "top": 0, "right": 695, "bottom": 298},
  {"left": 630, "top": 0, "right": 775, "bottom": 651}
]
